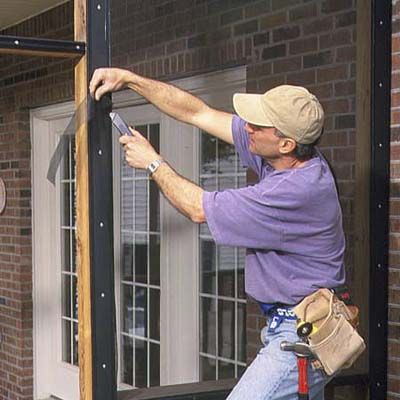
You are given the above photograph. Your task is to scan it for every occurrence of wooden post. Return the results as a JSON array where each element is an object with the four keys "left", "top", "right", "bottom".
[{"left": 75, "top": 1, "right": 93, "bottom": 399}]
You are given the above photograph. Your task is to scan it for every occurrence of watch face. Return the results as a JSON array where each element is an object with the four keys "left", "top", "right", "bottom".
[{"left": 0, "top": 178, "right": 5, "bottom": 214}]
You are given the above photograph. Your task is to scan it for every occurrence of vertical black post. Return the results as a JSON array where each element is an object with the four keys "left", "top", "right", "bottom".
[
  {"left": 87, "top": 0, "right": 117, "bottom": 399},
  {"left": 369, "top": 1, "right": 391, "bottom": 399}
]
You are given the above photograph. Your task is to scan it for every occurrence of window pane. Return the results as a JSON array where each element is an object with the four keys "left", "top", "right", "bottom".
[
  {"left": 63, "top": 138, "right": 70, "bottom": 180},
  {"left": 200, "top": 297, "right": 216, "bottom": 356},
  {"left": 135, "top": 339, "right": 147, "bottom": 388},
  {"left": 237, "top": 248, "right": 246, "bottom": 300},
  {"left": 73, "top": 322, "right": 79, "bottom": 366},
  {"left": 200, "top": 133, "right": 216, "bottom": 174},
  {"left": 200, "top": 356, "right": 216, "bottom": 381},
  {"left": 200, "top": 222, "right": 211, "bottom": 236},
  {"left": 122, "top": 234, "right": 134, "bottom": 281},
  {"left": 61, "top": 229, "right": 71, "bottom": 272},
  {"left": 149, "top": 235, "right": 160, "bottom": 286},
  {"left": 218, "top": 140, "right": 236, "bottom": 174},
  {"left": 62, "top": 274, "right": 71, "bottom": 318},
  {"left": 121, "top": 180, "right": 134, "bottom": 231},
  {"left": 201, "top": 176, "right": 217, "bottom": 192},
  {"left": 71, "top": 232, "right": 76, "bottom": 273},
  {"left": 62, "top": 319, "right": 71, "bottom": 363},
  {"left": 71, "top": 137, "right": 76, "bottom": 180},
  {"left": 61, "top": 183, "right": 70, "bottom": 226},
  {"left": 150, "top": 124, "right": 160, "bottom": 153},
  {"left": 135, "top": 180, "right": 148, "bottom": 232},
  {"left": 218, "top": 360, "right": 235, "bottom": 379},
  {"left": 149, "top": 288, "right": 160, "bottom": 341},
  {"left": 218, "top": 175, "right": 235, "bottom": 191},
  {"left": 136, "top": 125, "right": 148, "bottom": 138},
  {"left": 71, "top": 182, "right": 76, "bottom": 226},
  {"left": 237, "top": 302, "right": 247, "bottom": 364},
  {"left": 218, "top": 246, "right": 235, "bottom": 298},
  {"left": 149, "top": 180, "right": 160, "bottom": 232},
  {"left": 135, "top": 234, "right": 147, "bottom": 284},
  {"left": 134, "top": 287, "right": 147, "bottom": 338},
  {"left": 201, "top": 239, "right": 216, "bottom": 294},
  {"left": 218, "top": 299, "right": 235, "bottom": 360},
  {"left": 238, "top": 365, "right": 246, "bottom": 378},
  {"left": 72, "top": 274, "right": 78, "bottom": 320},
  {"left": 149, "top": 342, "right": 160, "bottom": 387},
  {"left": 122, "top": 336, "right": 133, "bottom": 385},
  {"left": 122, "top": 284, "right": 133, "bottom": 334}
]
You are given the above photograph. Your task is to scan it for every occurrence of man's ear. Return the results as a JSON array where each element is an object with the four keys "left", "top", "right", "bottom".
[{"left": 279, "top": 138, "right": 297, "bottom": 155}]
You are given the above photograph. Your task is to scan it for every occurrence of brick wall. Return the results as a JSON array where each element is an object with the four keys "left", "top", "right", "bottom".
[
  {"left": 110, "top": 0, "right": 357, "bottom": 365},
  {"left": 390, "top": 1, "right": 400, "bottom": 398},
  {"left": 0, "top": 0, "right": 389, "bottom": 398},
  {"left": 0, "top": 3, "right": 74, "bottom": 399}
]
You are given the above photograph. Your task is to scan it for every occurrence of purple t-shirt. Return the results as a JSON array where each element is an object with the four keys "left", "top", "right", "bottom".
[{"left": 202, "top": 116, "right": 346, "bottom": 305}]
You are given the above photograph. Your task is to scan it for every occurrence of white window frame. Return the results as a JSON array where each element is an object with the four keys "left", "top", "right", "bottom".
[{"left": 112, "top": 66, "right": 246, "bottom": 386}]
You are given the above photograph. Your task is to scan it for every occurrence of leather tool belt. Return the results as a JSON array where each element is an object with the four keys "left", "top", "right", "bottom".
[{"left": 293, "top": 288, "right": 366, "bottom": 376}]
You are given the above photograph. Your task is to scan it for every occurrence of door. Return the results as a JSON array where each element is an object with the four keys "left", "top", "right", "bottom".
[
  {"left": 32, "top": 107, "right": 79, "bottom": 400},
  {"left": 32, "top": 67, "right": 246, "bottom": 399}
]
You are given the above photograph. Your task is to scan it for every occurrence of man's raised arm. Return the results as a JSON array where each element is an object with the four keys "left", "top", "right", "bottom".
[{"left": 89, "top": 68, "right": 234, "bottom": 144}]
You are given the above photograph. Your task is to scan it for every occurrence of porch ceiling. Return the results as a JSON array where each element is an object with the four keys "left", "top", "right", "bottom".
[{"left": 0, "top": 0, "right": 69, "bottom": 31}]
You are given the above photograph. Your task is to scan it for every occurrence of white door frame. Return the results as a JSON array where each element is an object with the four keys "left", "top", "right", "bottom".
[{"left": 31, "top": 102, "right": 78, "bottom": 400}]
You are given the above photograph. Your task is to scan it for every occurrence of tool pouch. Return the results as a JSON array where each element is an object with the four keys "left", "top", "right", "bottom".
[{"left": 293, "top": 288, "right": 366, "bottom": 376}]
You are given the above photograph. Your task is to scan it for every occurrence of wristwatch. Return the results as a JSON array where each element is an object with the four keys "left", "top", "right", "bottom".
[{"left": 147, "top": 159, "right": 165, "bottom": 175}]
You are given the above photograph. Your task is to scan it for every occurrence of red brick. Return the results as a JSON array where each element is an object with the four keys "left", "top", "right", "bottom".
[
  {"left": 286, "top": 70, "right": 316, "bottom": 86},
  {"left": 260, "top": 12, "right": 288, "bottom": 30},
  {"left": 317, "top": 64, "right": 349, "bottom": 83},
  {"left": 334, "top": 80, "right": 356, "bottom": 96},
  {"left": 289, "top": 37, "right": 318, "bottom": 55},
  {"left": 392, "top": 91, "right": 400, "bottom": 108},
  {"left": 335, "top": 45, "right": 356, "bottom": 63},
  {"left": 289, "top": 4, "right": 317, "bottom": 21},
  {"left": 320, "top": 30, "right": 352, "bottom": 49},
  {"left": 393, "top": 35, "right": 400, "bottom": 54},
  {"left": 272, "top": 56, "right": 301, "bottom": 73}
]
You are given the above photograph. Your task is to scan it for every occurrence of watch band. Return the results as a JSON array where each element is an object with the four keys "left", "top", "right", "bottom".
[{"left": 147, "top": 159, "right": 164, "bottom": 175}]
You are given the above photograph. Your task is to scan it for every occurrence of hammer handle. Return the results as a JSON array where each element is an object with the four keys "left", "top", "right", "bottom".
[{"left": 297, "top": 357, "right": 309, "bottom": 399}]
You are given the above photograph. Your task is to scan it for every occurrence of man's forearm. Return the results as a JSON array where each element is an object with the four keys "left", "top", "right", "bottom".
[
  {"left": 126, "top": 73, "right": 208, "bottom": 126},
  {"left": 151, "top": 161, "right": 206, "bottom": 224}
]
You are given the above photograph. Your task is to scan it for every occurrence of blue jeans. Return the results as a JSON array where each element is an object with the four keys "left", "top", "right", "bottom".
[{"left": 227, "top": 318, "right": 330, "bottom": 400}]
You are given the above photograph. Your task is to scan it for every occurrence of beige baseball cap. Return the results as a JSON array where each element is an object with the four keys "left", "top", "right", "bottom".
[{"left": 233, "top": 85, "right": 324, "bottom": 144}]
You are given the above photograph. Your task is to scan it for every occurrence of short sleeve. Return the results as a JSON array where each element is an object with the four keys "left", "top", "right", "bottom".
[
  {"left": 202, "top": 184, "right": 283, "bottom": 249},
  {"left": 232, "top": 115, "right": 263, "bottom": 176}
]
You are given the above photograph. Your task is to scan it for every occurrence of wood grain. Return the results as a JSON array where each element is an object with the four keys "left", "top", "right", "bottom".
[{"left": 75, "top": 0, "right": 92, "bottom": 399}]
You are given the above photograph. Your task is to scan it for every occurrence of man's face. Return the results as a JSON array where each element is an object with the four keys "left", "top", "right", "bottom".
[{"left": 245, "top": 122, "right": 282, "bottom": 159}]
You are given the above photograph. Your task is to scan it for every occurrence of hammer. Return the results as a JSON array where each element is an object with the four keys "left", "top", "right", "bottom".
[{"left": 281, "top": 341, "right": 314, "bottom": 400}]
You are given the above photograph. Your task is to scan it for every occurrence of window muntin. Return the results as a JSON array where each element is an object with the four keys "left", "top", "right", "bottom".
[
  {"left": 199, "top": 131, "right": 247, "bottom": 380},
  {"left": 60, "top": 135, "right": 78, "bottom": 366},
  {"left": 120, "top": 123, "right": 161, "bottom": 388}
]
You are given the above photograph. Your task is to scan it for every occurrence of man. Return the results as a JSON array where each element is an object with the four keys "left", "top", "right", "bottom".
[{"left": 89, "top": 68, "right": 345, "bottom": 399}]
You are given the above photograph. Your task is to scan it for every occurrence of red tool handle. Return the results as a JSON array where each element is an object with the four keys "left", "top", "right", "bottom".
[{"left": 297, "top": 357, "right": 309, "bottom": 400}]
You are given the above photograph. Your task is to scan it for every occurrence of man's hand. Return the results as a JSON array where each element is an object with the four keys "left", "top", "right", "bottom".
[
  {"left": 89, "top": 68, "right": 134, "bottom": 101},
  {"left": 119, "top": 128, "right": 160, "bottom": 170}
]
